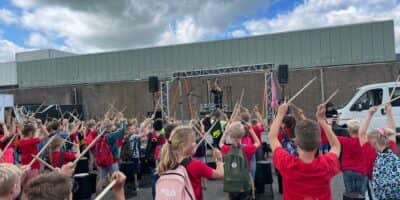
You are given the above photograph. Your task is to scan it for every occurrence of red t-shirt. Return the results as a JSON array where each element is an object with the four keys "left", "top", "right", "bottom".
[
  {"left": 84, "top": 130, "right": 98, "bottom": 145},
  {"left": 221, "top": 144, "right": 257, "bottom": 169},
  {"left": 52, "top": 151, "right": 76, "bottom": 167},
  {"left": 337, "top": 136, "right": 366, "bottom": 175},
  {"left": 273, "top": 147, "right": 340, "bottom": 200},
  {"left": 362, "top": 140, "right": 398, "bottom": 180},
  {"left": 319, "top": 124, "right": 329, "bottom": 145},
  {"left": 252, "top": 125, "right": 264, "bottom": 145},
  {"left": 278, "top": 127, "right": 293, "bottom": 143},
  {"left": 19, "top": 138, "right": 41, "bottom": 169},
  {"left": 149, "top": 134, "right": 166, "bottom": 160},
  {"left": 241, "top": 135, "right": 253, "bottom": 145},
  {"left": 186, "top": 160, "right": 213, "bottom": 200}
]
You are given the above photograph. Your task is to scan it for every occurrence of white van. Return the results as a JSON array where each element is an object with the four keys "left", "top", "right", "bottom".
[{"left": 337, "top": 82, "right": 400, "bottom": 136}]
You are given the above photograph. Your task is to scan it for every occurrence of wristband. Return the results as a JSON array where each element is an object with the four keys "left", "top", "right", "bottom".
[{"left": 215, "top": 157, "right": 223, "bottom": 163}]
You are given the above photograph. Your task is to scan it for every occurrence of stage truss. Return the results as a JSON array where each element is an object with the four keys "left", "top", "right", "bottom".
[{"left": 161, "top": 63, "right": 275, "bottom": 123}]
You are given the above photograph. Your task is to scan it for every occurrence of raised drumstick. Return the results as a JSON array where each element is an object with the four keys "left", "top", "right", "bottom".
[
  {"left": 31, "top": 154, "right": 56, "bottom": 171},
  {"left": 324, "top": 89, "right": 340, "bottom": 105},
  {"left": 287, "top": 77, "right": 317, "bottom": 104},
  {"left": 28, "top": 135, "right": 57, "bottom": 168},
  {"left": 389, "top": 75, "right": 400, "bottom": 100},
  {"left": 194, "top": 120, "right": 219, "bottom": 151},
  {"left": 0, "top": 135, "right": 16, "bottom": 160},
  {"left": 94, "top": 180, "right": 117, "bottom": 200},
  {"left": 72, "top": 130, "right": 104, "bottom": 165}
]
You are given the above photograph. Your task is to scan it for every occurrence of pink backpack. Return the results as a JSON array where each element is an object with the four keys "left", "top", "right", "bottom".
[{"left": 155, "top": 164, "right": 195, "bottom": 200}]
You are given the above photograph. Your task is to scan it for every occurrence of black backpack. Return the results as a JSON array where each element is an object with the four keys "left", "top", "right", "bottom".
[{"left": 121, "top": 134, "right": 141, "bottom": 161}]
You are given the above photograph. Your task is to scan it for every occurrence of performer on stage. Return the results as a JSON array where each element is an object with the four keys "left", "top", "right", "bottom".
[{"left": 210, "top": 79, "right": 223, "bottom": 109}]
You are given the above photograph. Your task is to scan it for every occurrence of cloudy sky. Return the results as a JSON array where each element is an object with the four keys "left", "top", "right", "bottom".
[{"left": 0, "top": 0, "right": 399, "bottom": 62}]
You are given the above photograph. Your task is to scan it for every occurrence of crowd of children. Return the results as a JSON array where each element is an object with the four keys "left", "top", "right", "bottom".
[{"left": 0, "top": 98, "right": 399, "bottom": 200}]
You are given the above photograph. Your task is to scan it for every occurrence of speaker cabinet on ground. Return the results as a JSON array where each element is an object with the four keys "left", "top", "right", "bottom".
[
  {"left": 278, "top": 65, "right": 289, "bottom": 84},
  {"left": 148, "top": 76, "right": 159, "bottom": 93}
]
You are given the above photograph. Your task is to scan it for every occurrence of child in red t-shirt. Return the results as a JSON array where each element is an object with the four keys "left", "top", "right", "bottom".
[
  {"left": 156, "top": 126, "right": 224, "bottom": 200},
  {"left": 0, "top": 123, "right": 14, "bottom": 164},
  {"left": 269, "top": 104, "right": 341, "bottom": 200},
  {"left": 358, "top": 104, "right": 399, "bottom": 199},
  {"left": 219, "top": 121, "right": 260, "bottom": 200},
  {"left": 50, "top": 136, "right": 80, "bottom": 168},
  {"left": 19, "top": 122, "right": 49, "bottom": 187},
  {"left": 336, "top": 119, "right": 368, "bottom": 197}
]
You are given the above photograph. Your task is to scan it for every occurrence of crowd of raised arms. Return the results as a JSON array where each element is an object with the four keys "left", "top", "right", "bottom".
[{"left": 0, "top": 100, "right": 399, "bottom": 200}]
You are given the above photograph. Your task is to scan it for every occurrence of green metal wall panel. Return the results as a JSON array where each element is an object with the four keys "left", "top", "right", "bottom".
[
  {"left": 311, "top": 30, "right": 321, "bottom": 66},
  {"left": 372, "top": 22, "right": 384, "bottom": 61},
  {"left": 383, "top": 21, "right": 396, "bottom": 61},
  {"left": 17, "top": 20, "right": 397, "bottom": 88},
  {"left": 264, "top": 36, "right": 273, "bottom": 65},
  {"left": 340, "top": 26, "right": 352, "bottom": 65},
  {"left": 351, "top": 25, "right": 362, "bottom": 63},
  {"left": 361, "top": 23, "right": 373, "bottom": 61}
]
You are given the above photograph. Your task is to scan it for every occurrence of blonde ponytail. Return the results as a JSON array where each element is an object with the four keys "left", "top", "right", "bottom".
[
  {"left": 156, "top": 126, "right": 195, "bottom": 174},
  {"left": 367, "top": 127, "right": 395, "bottom": 147}
]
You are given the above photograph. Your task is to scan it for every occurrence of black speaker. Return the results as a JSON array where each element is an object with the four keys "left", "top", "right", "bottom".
[
  {"left": 148, "top": 76, "right": 159, "bottom": 93},
  {"left": 278, "top": 64, "right": 289, "bottom": 84}
]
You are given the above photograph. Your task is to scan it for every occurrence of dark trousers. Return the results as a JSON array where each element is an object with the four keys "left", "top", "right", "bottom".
[
  {"left": 276, "top": 168, "right": 283, "bottom": 194},
  {"left": 227, "top": 191, "right": 252, "bottom": 200}
]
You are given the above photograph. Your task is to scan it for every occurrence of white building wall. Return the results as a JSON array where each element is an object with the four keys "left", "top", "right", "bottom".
[{"left": 0, "top": 62, "right": 17, "bottom": 86}]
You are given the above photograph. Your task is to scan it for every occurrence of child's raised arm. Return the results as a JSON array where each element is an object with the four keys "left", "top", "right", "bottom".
[
  {"left": 384, "top": 103, "right": 396, "bottom": 142},
  {"left": 358, "top": 106, "right": 377, "bottom": 145},
  {"left": 268, "top": 103, "right": 288, "bottom": 153},
  {"left": 316, "top": 104, "right": 340, "bottom": 157}
]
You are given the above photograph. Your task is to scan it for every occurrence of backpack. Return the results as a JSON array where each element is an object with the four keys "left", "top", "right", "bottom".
[
  {"left": 121, "top": 134, "right": 140, "bottom": 161},
  {"left": 372, "top": 149, "right": 400, "bottom": 199},
  {"left": 280, "top": 129, "right": 298, "bottom": 156},
  {"left": 94, "top": 132, "right": 114, "bottom": 167},
  {"left": 155, "top": 158, "right": 195, "bottom": 200},
  {"left": 223, "top": 145, "right": 251, "bottom": 193},
  {"left": 146, "top": 133, "right": 162, "bottom": 159}
]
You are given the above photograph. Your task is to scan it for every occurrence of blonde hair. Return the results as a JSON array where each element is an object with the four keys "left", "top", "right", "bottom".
[
  {"left": 156, "top": 126, "right": 195, "bottom": 174},
  {"left": 229, "top": 122, "right": 245, "bottom": 139},
  {"left": 346, "top": 120, "right": 360, "bottom": 135},
  {"left": 0, "top": 163, "right": 22, "bottom": 196},
  {"left": 367, "top": 128, "right": 395, "bottom": 147},
  {"left": 50, "top": 135, "right": 64, "bottom": 151},
  {"left": 102, "top": 119, "right": 113, "bottom": 131}
]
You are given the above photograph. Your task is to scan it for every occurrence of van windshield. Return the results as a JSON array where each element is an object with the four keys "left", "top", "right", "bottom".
[{"left": 339, "top": 89, "right": 359, "bottom": 109}]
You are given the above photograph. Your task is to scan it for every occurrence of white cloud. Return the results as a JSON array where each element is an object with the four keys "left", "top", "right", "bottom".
[
  {"left": 0, "top": 9, "right": 18, "bottom": 24},
  {"left": 25, "top": 32, "right": 52, "bottom": 48},
  {"left": 0, "top": 38, "right": 27, "bottom": 62},
  {"left": 11, "top": 0, "right": 37, "bottom": 9},
  {"left": 13, "top": 0, "right": 268, "bottom": 53},
  {"left": 230, "top": 29, "right": 248, "bottom": 38},
  {"left": 241, "top": 0, "right": 400, "bottom": 51},
  {"left": 158, "top": 16, "right": 209, "bottom": 45}
]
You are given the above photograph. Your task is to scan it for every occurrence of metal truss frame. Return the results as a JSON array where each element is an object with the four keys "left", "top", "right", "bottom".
[{"left": 172, "top": 63, "right": 274, "bottom": 78}]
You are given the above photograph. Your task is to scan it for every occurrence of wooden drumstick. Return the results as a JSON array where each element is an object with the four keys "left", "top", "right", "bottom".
[
  {"left": 192, "top": 125, "right": 214, "bottom": 150},
  {"left": 324, "top": 89, "right": 339, "bottom": 105},
  {"left": 94, "top": 180, "right": 117, "bottom": 200},
  {"left": 28, "top": 135, "right": 57, "bottom": 168},
  {"left": 287, "top": 77, "right": 317, "bottom": 104},
  {"left": 194, "top": 120, "right": 219, "bottom": 151},
  {"left": 72, "top": 131, "right": 104, "bottom": 165},
  {"left": 389, "top": 75, "right": 400, "bottom": 100},
  {"left": 31, "top": 154, "right": 56, "bottom": 171},
  {"left": 380, "top": 95, "right": 400, "bottom": 107},
  {"left": 0, "top": 135, "right": 16, "bottom": 160}
]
